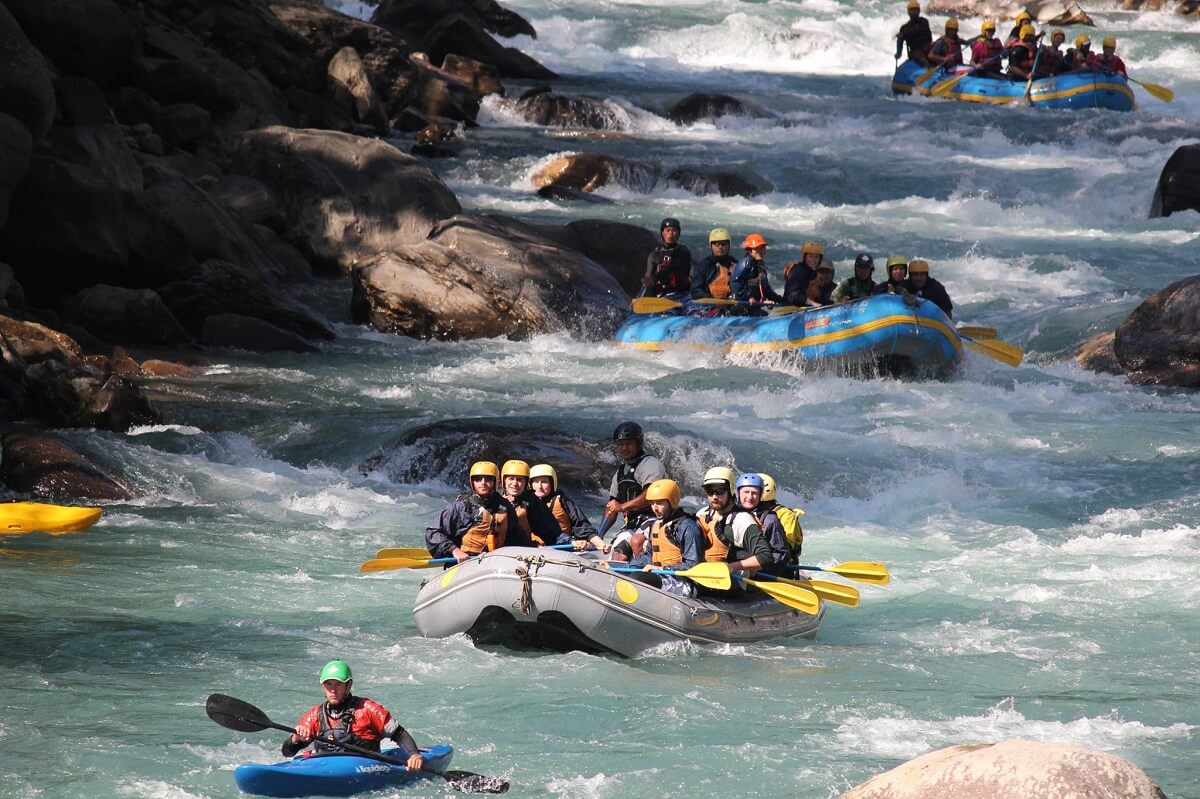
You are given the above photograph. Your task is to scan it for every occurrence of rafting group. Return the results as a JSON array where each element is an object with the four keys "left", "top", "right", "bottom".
[{"left": 641, "top": 217, "right": 954, "bottom": 320}]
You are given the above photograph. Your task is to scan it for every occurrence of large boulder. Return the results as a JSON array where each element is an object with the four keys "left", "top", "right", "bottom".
[
  {"left": 350, "top": 213, "right": 628, "bottom": 340},
  {"left": 0, "top": 315, "right": 83, "bottom": 366},
  {"left": 0, "top": 114, "right": 33, "bottom": 227},
  {"left": 22, "top": 359, "right": 159, "bottom": 431},
  {"left": 441, "top": 54, "right": 503, "bottom": 97},
  {"left": 420, "top": 12, "right": 555, "bottom": 79},
  {"left": 4, "top": 0, "right": 140, "bottom": 86},
  {"left": 666, "top": 92, "right": 768, "bottom": 125},
  {"left": 327, "top": 46, "right": 390, "bottom": 134},
  {"left": 62, "top": 285, "right": 191, "bottom": 346},
  {"left": 923, "top": 0, "right": 1093, "bottom": 24},
  {"left": 53, "top": 76, "right": 115, "bottom": 126},
  {"left": 232, "top": 126, "right": 462, "bottom": 272},
  {"left": 47, "top": 124, "right": 144, "bottom": 194},
  {"left": 407, "top": 55, "right": 482, "bottom": 124},
  {"left": 562, "top": 220, "right": 658, "bottom": 297},
  {"left": 139, "top": 60, "right": 240, "bottom": 115},
  {"left": 515, "top": 88, "right": 628, "bottom": 130},
  {"left": 1075, "top": 330, "right": 1122, "bottom": 375},
  {"left": 1150, "top": 144, "right": 1200, "bottom": 218},
  {"left": 1113, "top": 275, "right": 1200, "bottom": 387},
  {"left": 531, "top": 152, "right": 762, "bottom": 198},
  {"left": 838, "top": 740, "right": 1165, "bottom": 799},
  {"left": 0, "top": 3, "right": 56, "bottom": 143},
  {"left": 372, "top": 0, "right": 537, "bottom": 40},
  {"left": 201, "top": 313, "right": 319, "bottom": 352},
  {"left": 0, "top": 433, "right": 133, "bottom": 500}
]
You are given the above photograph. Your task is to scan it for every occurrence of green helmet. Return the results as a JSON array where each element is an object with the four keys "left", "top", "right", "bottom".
[{"left": 319, "top": 659, "right": 352, "bottom": 683}]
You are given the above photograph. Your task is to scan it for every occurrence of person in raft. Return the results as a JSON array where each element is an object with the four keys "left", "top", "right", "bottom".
[
  {"left": 782, "top": 240, "right": 828, "bottom": 307},
  {"left": 731, "top": 233, "right": 785, "bottom": 311},
  {"left": 835, "top": 253, "right": 878, "bottom": 302},
  {"left": 642, "top": 217, "right": 692, "bottom": 298},
  {"left": 604, "top": 421, "right": 668, "bottom": 562},
  {"left": 903, "top": 259, "right": 953, "bottom": 318},
  {"left": 873, "top": 255, "right": 909, "bottom": 295},
  {"left": 689, "top": 227, "right": 737, "bottom": 304},
  {"left": 1090, "top": 36, "right": 1127, "bottom": 77},
  {"left": 714, "top": 473, "right": 785, "bottom": 588},
  {"left": 926, "top": 18, "right": 964, "bottom": 69},
  {"left": 631, "top": 478, "right": 705, "bottom": 597},
  {"left": 425, "top": 461, "right": 525, "bottom": 562},
  {"left": 896, "top": 0, "right": 933, "bottom": 67},
  {"left": 695, "top": 467, "right": 737, "bottom": 565},
  {"left": 757, "top": 473, "right": 803, "bottom": 563},
  {"left": 282, "top": 660, "right": 424, "bottom": 770},
  {"left": 970, "top": 19, "right": 1004, "bottom": 76},
  {"left": 499, "top": 459, "right": 563, "bottom": 547},
  {"left": 529, "top": 463, "right": 608, "bottom": 552}
]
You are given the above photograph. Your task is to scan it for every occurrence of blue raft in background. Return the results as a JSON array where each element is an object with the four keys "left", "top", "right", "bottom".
[
  {"left": 890, "top": 59, "right": 1135, "bottom": 111},
  {"left": 233, "top": 744, "right": 454, "bottom": 797},
  {"left": 613, "top": 294, "right": 962, "bottom": 376}
]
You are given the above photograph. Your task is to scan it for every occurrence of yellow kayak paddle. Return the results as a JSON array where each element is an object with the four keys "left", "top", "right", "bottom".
[
  {"left": 361, "top": 556, "right": 456, "bottom": 572},
  {"left": 607, "top": 561, "right": 732, "bottom": 591},
  {"left": 754, "top": 574, "right": 860, "bottom": 607},
  {"left": 630, "top": 296, "right": 739, "bottom": 314},
  {"left": 375, "top": 547, "right": 434, "bottom": 560},
  {"left": 959, "top": 333, "right": 1024, "bottom": 367},
  {"left": 0, "top": 502, "right": 102, "bottom": 535},
  {"left": 1129, "top": 76, "right": 1173, "bottom": 103},
  {"left": 738, "top": 574, "right": 820, "bottom": 615},
  {"left": 791, "top": 560, "right": 890, "bottom": 585}
]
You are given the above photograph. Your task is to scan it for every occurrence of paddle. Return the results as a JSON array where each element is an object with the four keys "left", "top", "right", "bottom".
[
  {"left": 375, "top": 544, "right": 576, "bottom": 560},
  {"left": 736, "top": 574, "right": 820, "bottom": 614},
  {"left": 749, "top": 573, "right": 861, "bottom": 607},
  {"left": 959, "top": 332, "right": 1024, "bottom": 367},
  {"left": 767, "top": 305, "right": 806, "bottom": 317},
  {"left": 1023, "top": 34, "right": 1046, "bottom": 104},
  {"left": 361, "top": 556, "right": 456, "bottom": 572},
  {"left": 1128, "top": 76, "right": 1173, "bottom": 103},
  {"left": 956, "top": 325, "right": 997, "bottom": 339},
  {"left": 205, "top": 694, "right": 509, "bottom": 794},
  {"left": 630, "top": 296, "right": 739, "bottom": 314},
  {"left": 788, "top": 560, "right": 891, "bottom": 585},
  {"left": 605, "top": 561, "right": 732, "bottom": 590}
]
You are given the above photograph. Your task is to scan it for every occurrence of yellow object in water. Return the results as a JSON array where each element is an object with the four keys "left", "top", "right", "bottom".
[{"left": 0, "top": 502, "right": 102, "bottom": 535}]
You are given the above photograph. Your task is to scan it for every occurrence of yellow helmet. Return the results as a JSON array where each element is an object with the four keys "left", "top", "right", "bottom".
[
  {"left": 885, "top": 255, "right": 908, "bottom": 269},
  {"left": 708, "top": 228, "right": 731, "bottom": 244},
  {"left": 801, "top": 241, "right": 824, "bottom": 257},
  {"left": 469, "top": 461, "right": 499, "bottom": 480},
  {"left": 945, "top": 18, "right": 958, "bottom": 30},
  {"left": 702, "top": 466, "right": 737, "bottom": 491},
  {"left": 1015, "top": 10, "right": 1031, "bottom": 24},
  {"left": 529, "top": 463, "right": 557, "bottom": 490},
  {"left": 1019, "top": 24, "right": 1036, "bottom": 39},
  {"left": 908, "top": 259, "right": 930, "bottom": 274},
  {"left": 981, "top": 19, "right": 996, "bottom": 33},
  {"left": 500, "top": 459, "right": 530, "bottom": 478},
  {"left": 1102, "top": 36, "right": 1116, "bottom": 49},
  {"left": 906, "top": 0, "right": 920, "bottom": 10},
  {"left": 1075, "top": 35, "right": 1091, "bottom": 48},
  {"left": 758, "top": 473, "right": 778, "bottom": 503},
  {"left": 645, "top": 479, "right": 681, "bottom": 508},
  {"left": 1051, "top": 28, "right": 1064, "bottom": 39}
]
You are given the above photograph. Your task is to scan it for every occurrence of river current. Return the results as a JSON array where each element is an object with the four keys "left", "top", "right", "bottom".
[{"left": 2, "top": 1, "right": 1198, "bottom": 797}]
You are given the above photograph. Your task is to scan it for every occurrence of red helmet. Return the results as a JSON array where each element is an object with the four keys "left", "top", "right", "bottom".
[{"left": 742, "top": 233, "right": 767, "bottom": 249}]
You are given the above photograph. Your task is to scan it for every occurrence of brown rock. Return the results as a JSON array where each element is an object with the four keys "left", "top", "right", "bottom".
[
  {"left": 21, "top": 358, "right": 158, "bottom": 431},
  {"left": 0, "top": 433, "right": 133, "bottom": 501},
  {"left": 248, "top": 224, "right": 313, "bottom": 282},
  {"left": 1076, "top": 331, "right": 1122, "bottom": 375},
  {"left": 515, "top": 88, "right": 626, "bottom": 130},
  {"left": 110, "top": 346, "right": 141, "bottom": 376},
  {"left": 563, "top": 219, "right": 658, "bottom": 296},
  {"left": 84, "top": 373, "right": 160, "bottom": 432},
  {"left": 63, "top": 285, "right": 191, "bottom": 346},
  {"left": 441, "top": 53, "right": 504, "bottom": 96},
  {"left": 0, "top": 3, "right": 56, "bottom": 143},
  {"left": 5, "top": 0, "right": 140, "bottom": 86},
  {"left": 1114, "top": 274, "right": 1200, "bottom": 387},
  {"left": 667, "top": 167, "right": 762, "bottom": 198},
  {"left": 328, "top": 46, "right": 390, "bottom": 134},
  {"left": 408, "top": 55, "right": 481, "bottom": 124},
  {"left": 140, "top": 359, "right": 194, "bottom": 377},
  {"left": 372, "top": 0, "right": 537, "bottom": 41},
  {"left": 838, "top": 740, "right": 1166, "bottom": 799},
  {"left": 0, "top": 315, "right": 83, "bottom": 365},
  {"left": 205, "top": 175, "right": 280, "bottom": 227},
  {"left": 923, "top": 0, "right": 1093, "bottom": 24},
  {"left": 379, "top": 6, "right": 554, "bottom": 79},
  {"left": 1150, "top": 144, "right": 1200, "bottom": 218},
  {"left": 666, "top": 92, "right": 767, "bottom": 125},
  {"left": 531, "top": 152, "right": 641, "bottom": 192},
  {"left": 0, "top": 113, "right": 33, "bottom": 227}
]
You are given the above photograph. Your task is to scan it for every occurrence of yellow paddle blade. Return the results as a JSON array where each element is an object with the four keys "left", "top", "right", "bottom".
[
  {"left": 914, "top": 63, "right": 943, "bottom": 89},
  {"left": 743, "top": 577, "right": 820, "bottom": 615},
  {"left": 929, "top": 72, "right": 968, "bottom": 97},
  {"left": 826, "top": 561, "right": 890, "bottom": 585},
  {"left": 0, "top": 502, "right": 102, "bottom": 535},
  {"left": 1131, "top": 77, "right": 1173, "bottom": 103},
  {"left": 768, "top": 305, "right": 805, "bottom": 317},
  {"left": 792, "top": 507, "right": 806, "bottom": 517},
  {"left": 802, "top": 579, "right": 860, "bottom": 607},
  {"left": 693, "top": 297, "right": 739, "bottom": 306},
  {"left": 630, "top": 297, "right": 682, "bottom": 314},
  {"left": 962, "top": 337, "right": 1024, "bottom": 368},
  {"left": 673, "top": 562, "right": 732, "bottom": 590},
  {"left": 375, "top": 547, "right": 433, "bottom": 559},
  {"left": 956, "top": 325, "right": 997, "bottom": 340},
  {"left": 360, "top": 557, "right": 438, "bottom": 573}
]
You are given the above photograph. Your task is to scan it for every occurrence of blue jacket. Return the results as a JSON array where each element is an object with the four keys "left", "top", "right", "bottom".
[{"left": 731, "top": 256, "right": 784, "bottom": 303}]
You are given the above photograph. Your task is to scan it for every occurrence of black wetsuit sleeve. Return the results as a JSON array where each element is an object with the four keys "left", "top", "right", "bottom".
[
  {"left": 783, "top": 265, "right": 811, "bottom": 306},
  {"left": 690, "top": 257, "right": 713, "bottom": 299},
  {"left": 282, "top": 737, "right": 306, "bottom": 757},
  {"left": 425, "top": 502, "right": 464, "bottom": 558},
  {"left": 392, "top": 726, "right": 419, "bottom": 756},
  {"left": 563, "top": 495, "right": 598, "bottom": 541}
]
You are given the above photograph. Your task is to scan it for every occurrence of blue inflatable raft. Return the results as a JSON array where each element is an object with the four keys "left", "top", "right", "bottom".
[
  {"left": 891, "top": 59, "right": 1135, "bottom": 111},
  {"left": 233, "top": 745, "right": 454, "bottom": 797},
  {"left": 613, "top": 294, "right": 962, "bottom": 376}
]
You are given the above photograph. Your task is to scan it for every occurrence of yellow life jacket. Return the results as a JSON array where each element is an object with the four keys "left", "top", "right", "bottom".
[
  {"left": 696, "top": 507, "right": 729, "bottom": 563},
  {"left": 547, "top": 494, "right": 572, "bottom": 536},
  {"left": 650, "top": 517, "right": 684, "bottom": 568},
  {"left": 709, "top": 265, "right": 732, "bottom": 299},
  {"left": 461, "top": 503, "right": 508, "bottom": 554},
  {"left": 775, "top": 506, "right": 803, "bottom": 556}
]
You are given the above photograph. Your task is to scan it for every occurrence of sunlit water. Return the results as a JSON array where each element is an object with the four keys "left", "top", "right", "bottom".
[{"left": 2, "top": 1, "right": 1198, "bottom": 797}]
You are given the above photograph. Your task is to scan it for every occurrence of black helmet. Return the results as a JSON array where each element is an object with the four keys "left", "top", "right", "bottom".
[
  {"left": 613, "top": 421, "right": 643, "bottom": 442},
  {"left": 854, "top": 253, "right": 874, "bottom": 271},
  {"left": 660, "top": 217, "right": 681, "bottom": 232}
]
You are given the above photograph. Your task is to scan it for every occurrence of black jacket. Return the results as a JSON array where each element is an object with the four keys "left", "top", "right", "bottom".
[{"left": 903, "top": 276, "right": 953, "bottom": 318}]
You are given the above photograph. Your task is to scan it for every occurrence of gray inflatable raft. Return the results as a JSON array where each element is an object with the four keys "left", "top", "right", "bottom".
[{"left": 412, "top": 547, "right": 825, "bottom": 657}]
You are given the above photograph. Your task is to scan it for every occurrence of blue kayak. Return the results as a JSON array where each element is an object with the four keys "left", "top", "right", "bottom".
[
  {"left": 613, "top": 293, "right": 961, "bottom": 376},
  {"left": 234, "top": 745, "right": 454, "bottom": 797},
  {"left": 891, "top": 59, "right": 1135, "bottom": 111}
]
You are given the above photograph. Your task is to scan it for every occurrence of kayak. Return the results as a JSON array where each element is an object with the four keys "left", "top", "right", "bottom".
[
  {"left": 0, "top": 502, "right": 102, "bottom": 535},
  {"left": 234, "top": 744, "right": 454, "bottom": 798},
  {"left": 613, "top": 293, "right": 962, "bottom": 378},
  {"left": 412, "top": 547, "right": 825, "bottom": 657},
  {"left": 891, "top": 59, "right": 1135, "bottom": 111}
]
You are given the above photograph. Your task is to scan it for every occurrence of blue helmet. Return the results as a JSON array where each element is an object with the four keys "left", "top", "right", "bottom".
[{"left": 735, "top": 472, "right": 764, "bottom": 491}]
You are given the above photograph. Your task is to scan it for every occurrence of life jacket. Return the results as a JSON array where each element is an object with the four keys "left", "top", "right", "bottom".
[
  {"left": 774, "top": 506, "right": 803, "bottom": 557},
  {"left": 615, "top": 454, "right": 650, "bottom": 526},
  {"left": 708, "top": 264, "right": 732, "bottom": 299},
  {"left": 651, "top": 245, "right": 688, "bottom": 295},
  {"left": 722, "top": 506, "right": 764, "bottom": 559},
  {"left": 459, "top": 495, "right": 508, "bottom": 554},
  {"left": 696, "top": 507, "right": 730, "bottom": 562},
  {"left": 546, "top": 493, "right": 572, "bottom": 535},
  {"left": 930, "top": 35, "right": 961, "bottom": 65},
  {"left": 508, "top": 494, "right": 546, "bottom": 546},
  {"left": 1008, "top": 41, "right": 1034, "bottom": 71},
  {"left": 650, "top": 512, "right": 690, "bottom": 568},
  {"left": 314, "top": 698, "right": 379, "bottom": 754},
  {"left": 1094, "top": 54, "right": 1125, "bottom": 75}
]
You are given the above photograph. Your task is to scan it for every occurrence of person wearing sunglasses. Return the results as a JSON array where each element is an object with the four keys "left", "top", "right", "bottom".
[
  {"left": 695, "top": 467, "right": 737, "bottom": 564},
  {"left": 425, "top": 461, "right": 525, "bottom": 563}
]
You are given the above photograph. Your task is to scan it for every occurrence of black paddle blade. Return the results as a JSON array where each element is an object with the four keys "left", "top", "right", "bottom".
[
  {"left": 443, "top": 770, "right": 510, "bottom": 794},
  {"left": 206, "top": 693, "right": 274, "bottom": 733}
]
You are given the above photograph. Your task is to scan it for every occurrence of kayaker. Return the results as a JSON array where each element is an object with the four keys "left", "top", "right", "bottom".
[
  {"left": 758, "top": 473, "right": 803, "bottom": 562},
  {"left": 782, "top": 240, "right": 826, "bottom": 307},
  {"left": 425, "top": 461, "right": 524, "bottom": 562},
  {"left": 1006, "top": 25, "right": 1039, "bottom": 82},
  {"left": 529, "top": 463, "right": 608, "bottom": 551},
  {"left": 690, "top": 227, "right": 737, "bottom": 303},
  {"left": 696, "top": 467, "right": 737, "bottom": 563},
  {"left": 1090, "top": 36, "right": 1127, "bottom": 77},
  {"left": 903, "top": 259, "right": 953, "bottom": 318},
  {"left": 1005, "top": 10, "right": 1031, "bottom": 46},
  {"left": 835, "top": 253, "right": 877, "bottom": 302},
  {"left": 1063, "top": 35, "right": 1092, "bottom": 71},
  {"left": 716, "top": 473, "right": 784, "bottom": 581},
  {"left": 926, "top": 18, "right": 963, "bottom": 69},
  {"left": 642, "top": 217, "right": 692, "bottom": 298},
  {"left": 282, "top": 660, "right": 424, "bottom": 770},
  {"left": 603, "top": 422, "right": 667, "bottom": 562},
  {"left": 631, "top": 478, "right": 705, "bottom": 596},
  {"left": 805, "top": 262, "right": 836, "bottom": 307},
  {"left": 500, "top": 459, "right": 562, "bottom": 547},
  {"left": 895, "top": 0, "right": 933, "bottom": 67},
  {"left": 970, "top": 20, "right": 1003, "bottom": 76},
  {"left": 731, "top": 233, "right": 784, "bottom": 310},
  {"left": 872, "top": 255, "right": 908, "bottom": 295}
]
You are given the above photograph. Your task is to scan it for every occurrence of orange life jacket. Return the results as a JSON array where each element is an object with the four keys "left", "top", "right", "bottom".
[
  {"left": 650, "top": 516, "right": 686, "bottom": 567},
  {"left": 696, "top": 507, "right": 730, "bottom": 563},
  {"left": 709, "top": 265, "right": 732, "bottom": 299},
  {"left": 547, "top": 494, "right": 572, "bottom": 535},
  {"left": 461, "top": 503, "right": 508, "bottom": 554}
]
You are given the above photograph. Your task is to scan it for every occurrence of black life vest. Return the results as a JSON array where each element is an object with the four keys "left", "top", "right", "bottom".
[
  {"left": 314, "top": 698, "right": 377, "bottom": 754},
  {"left": 615, "top": 453, "right": 651, "bottom": 527}
]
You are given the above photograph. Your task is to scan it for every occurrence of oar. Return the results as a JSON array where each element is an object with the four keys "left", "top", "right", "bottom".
[
  {"left": 767, "top": 305, "right": 806, "bottom": 317},
  {"left": 736, "top": 574, "right": 820, "bottom": 614},
  {"left": 960, "top": 333, "right": 1024, "bottom": 367},
  {"left": 914, "top": 62, "right": 946, "bottom": 89},
  {"left": 361, "top": 556, "right": 456, "bottom": 572},
  {"left": 1023, "top": 34, "right": 1046, "bottom": 105},
  {"left": 205, "top": 694, "right": 508, "bottom": 794},
  {"left": 630, "top": 296, "right": 739, "bottom": 314},
  {"left": 606, "top": 561, "right": 731, "bottom": 590},
  {"left": 1128, "top": 76, "right": 1173, "bottom": 103},
  {"left": 750, "top": 573, "right": 860, "bottom": 607},
  {"left": 956, "top": 325, "right": 997, "bottom": 339},
  {"left": 375, "top": 543, "right": 576, "bottom": 559},
  {"left": 789, "top": 560, "right": 890, "bottom": 585}
]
